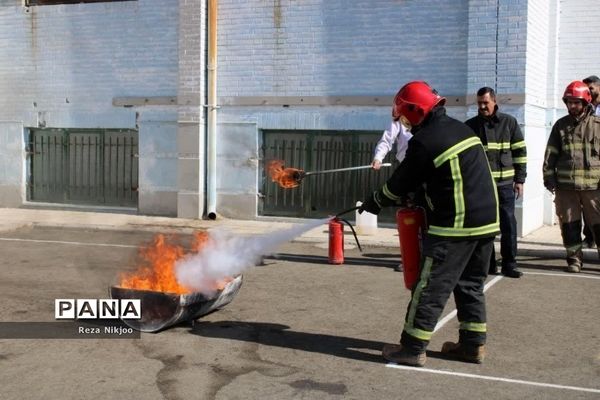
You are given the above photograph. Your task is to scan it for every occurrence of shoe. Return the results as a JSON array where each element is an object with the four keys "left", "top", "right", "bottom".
[
  {"left": 501, "top": 268, "right": 523, "bottom": 278},
  {"left": 566, "top": 263, "right": 581, "bottom": 273},
  {"left": 382, "top": 343, "right": 426, "bottom": 367},
  {"left": 394, "top": 263, "right": 403, "bottom": 272},
  {"left": 488, "top": 266, "right": 499, "bottom": 275},
  {"left": 584, "top": 237, "right": 595, "bottom": 249},
  {"left": 441, "top": 341, "right": 485, "bottom": 364}
]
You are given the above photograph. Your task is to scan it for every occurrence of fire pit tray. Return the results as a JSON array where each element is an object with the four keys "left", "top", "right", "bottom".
[{"left": 109, "top": 275, "right": 243, "bottom": 333}]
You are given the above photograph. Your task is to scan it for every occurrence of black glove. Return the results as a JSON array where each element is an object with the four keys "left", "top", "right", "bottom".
[
  {"left": 359, "top": 189, "right": 397, "bottom": 215},
  {"left": 359, "top": 192, "right": 382, "bottom": 215}
]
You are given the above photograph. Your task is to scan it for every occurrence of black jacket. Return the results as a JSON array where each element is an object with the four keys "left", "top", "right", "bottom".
[
  {"left": 465, "top": 110, "right": 527, "bottom": 186},
  {"left": 383, "top": 107, "right": 499, "bottom": 239}
]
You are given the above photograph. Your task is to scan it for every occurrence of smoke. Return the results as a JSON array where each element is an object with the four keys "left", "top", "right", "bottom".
[{"left": 175, "top": 218, "right": 329, "bottom": 294}]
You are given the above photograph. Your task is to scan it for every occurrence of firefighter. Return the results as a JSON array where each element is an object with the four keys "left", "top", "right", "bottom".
[
  {"left": 465, "top": 87, "right": 527, "bottom": 278},
  {"left": 543, "top": 81, "right": 600, "bottom": 273},
  {"left": 359, "top": 81, "right": 499, "bottom": 367}
]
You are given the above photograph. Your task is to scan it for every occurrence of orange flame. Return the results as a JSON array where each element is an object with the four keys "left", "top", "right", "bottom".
[
  {"left": 119, "top": 231, "right": 230, "bottom": 295},
  {"left": 267, "top": 159, "right": 303, "bottom": 188}
]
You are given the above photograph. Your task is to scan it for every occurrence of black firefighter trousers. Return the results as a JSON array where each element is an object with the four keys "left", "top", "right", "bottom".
[{"left": 400, "top": 234, "right": 494, "bottom": 354}]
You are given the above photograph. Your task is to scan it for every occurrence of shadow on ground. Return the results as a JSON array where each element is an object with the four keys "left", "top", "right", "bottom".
[
  {"left": 190, "top": 321, "right": 451, "bottom": 365},
  {"left": 265, "top": 253, "right": 399, "bottom": 269}
]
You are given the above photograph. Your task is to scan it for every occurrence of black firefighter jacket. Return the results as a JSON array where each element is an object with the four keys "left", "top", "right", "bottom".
[
  {"left": 465, "top": 110, "right": 527, "bottom": 187},
  {"left": 382, "top": 107, "right": 500, "bottom": 239}
]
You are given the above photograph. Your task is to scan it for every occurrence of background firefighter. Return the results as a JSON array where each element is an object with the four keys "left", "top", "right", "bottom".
[
  {"left": 543, "top": 80, "right": 600, "bottom": 273},
  {"left": 359, "top": 81, "right": 499, "bottom": 367},
  {"left": 465, "top": 87, "right": 527, "bottom": 278}
]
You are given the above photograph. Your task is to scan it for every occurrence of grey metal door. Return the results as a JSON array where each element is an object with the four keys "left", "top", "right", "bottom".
[
  {"left": 260, "top": 130, "right": 397, "bottom": 222},
  {"left": 27, "top": 128, "right": 138, "bottom": 207}
]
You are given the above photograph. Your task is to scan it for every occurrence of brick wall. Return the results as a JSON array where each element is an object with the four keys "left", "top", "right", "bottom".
[
  {"left": 557, "top": 0, "right": 600, "bottom": 92},
  {"left": 217, "top": 0, "right": 470, "bottom": 97},
  {"left": 0, "top": 0, "right": 180, "bottom": 212}
]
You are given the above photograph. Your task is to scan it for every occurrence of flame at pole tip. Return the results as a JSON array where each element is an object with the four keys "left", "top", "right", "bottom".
[{"left": 267, "top": 159, "right": 303, "bottom": 189}]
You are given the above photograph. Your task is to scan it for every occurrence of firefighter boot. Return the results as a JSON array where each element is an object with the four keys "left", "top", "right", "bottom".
[
  {"left": 382, "top": 344, "right": 426, "bottom": 367},
  {"left": 566, "top": 261, "right": 582, "bottom": 273},
  {"left": 441, "top": 341, "right": 486, "bottom": 364},
  {"left": 566, "top": 249, "right": 583, "bottom": 273},
  {"left": 562, "top": 221, "right": 583, "bottom": 273}
]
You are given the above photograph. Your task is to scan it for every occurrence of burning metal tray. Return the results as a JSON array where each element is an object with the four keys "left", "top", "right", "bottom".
[{"left": 109, "top": 275, "right": 243, "bottom": 333}]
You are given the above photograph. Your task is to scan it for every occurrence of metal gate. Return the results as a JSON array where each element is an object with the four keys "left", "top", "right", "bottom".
[
  {"left": 260, "top": 130, "right": 397, "bottom": 222},
  {"left": 27, "top": 128, "right": 139, "bottom": 207}
]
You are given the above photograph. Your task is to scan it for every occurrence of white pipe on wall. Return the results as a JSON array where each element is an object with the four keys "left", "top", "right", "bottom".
[{"left": 206, "top": 0, "right": 218, "bottom": 220}]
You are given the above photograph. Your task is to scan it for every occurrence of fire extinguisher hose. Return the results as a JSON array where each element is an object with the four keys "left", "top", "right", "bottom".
[
  {"left": 335, "top": 205, "right": 361, "bottom": 218},
  {"left": 330, "top": 216, "right": 362, "bottom": 252}
]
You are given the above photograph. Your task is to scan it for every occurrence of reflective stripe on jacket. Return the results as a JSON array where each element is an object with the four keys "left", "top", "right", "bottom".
[{"left": 543, "top": 111, "right": 600, "bottom": 190}]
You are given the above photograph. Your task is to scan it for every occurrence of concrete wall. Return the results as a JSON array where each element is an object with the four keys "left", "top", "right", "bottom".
[
  {"left": 0, "top": 0, "right": 179, "bottom": 214},
  {"left": 177, "top": 0, "right": 206, "bottom": 219}
]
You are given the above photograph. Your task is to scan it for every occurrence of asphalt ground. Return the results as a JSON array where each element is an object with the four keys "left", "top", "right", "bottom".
[{"left": 0, "top": 225, "right": 599, "bottom": 400}]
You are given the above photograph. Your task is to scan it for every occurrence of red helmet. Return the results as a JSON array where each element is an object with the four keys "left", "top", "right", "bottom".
[
  {"left": 392, "top": 81, "right": 446, "bottom": 127},
  {"left": 562, "top": 81, "right": 591, "bottom": 104}
]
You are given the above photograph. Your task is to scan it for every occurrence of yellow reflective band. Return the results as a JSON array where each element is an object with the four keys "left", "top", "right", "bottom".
[
  {"left": 450, "top": 157, "right": 465, "bottom": 228},
  {"left": 382, "top": 184, "right": 400, "bottom": 201},
  {"left": 563, "top": 143, "right": 585, "bottom": 151},
  {"left": 428, "top": 222, "right": 499, "bottom": 237},
  {"left": 492, "top": 168, "right": 500, "bottom": 222},
  {"left": 510, "top": 141, "right": 526, "bottom": 150},
  {"left": 404, "top": 326, "right": 434, "bottom": 341},
  {"left": 492, "top": 169, "right": 515, "bottom": 179},
  {"left": 460, "top": 321, "right": 487, "bottom": 332},
  {"left": 557, "top": 169, "right": 600, "bottom": 177},
  {"left": 485, "top": 142, "right": 511, "bottom": 150},
  {"left": 404, "top": 257, "right": 434, "bottom": 342},
  {"left": 433, "top": 137, "right": 482, "bottom": 168},
  {"left": 566, "top": 243, "right": 582, "bottom": 252},
  {"left": 512, "top": 157, "right": 527, "bottom": 164},
  {"left": 546, "top": 146, "right": 559, "bottom": 155},
  {"left": 557, "top": 177, "right": 600, "bottom": 186}
]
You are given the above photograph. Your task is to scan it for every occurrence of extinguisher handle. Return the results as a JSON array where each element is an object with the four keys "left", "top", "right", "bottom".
[{"left": 337, "top": 217, "right": 363, "bottom": 252}]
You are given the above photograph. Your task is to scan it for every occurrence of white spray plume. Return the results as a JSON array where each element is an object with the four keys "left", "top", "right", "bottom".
[{"left": 175, "top": 218, "right": 329, "bottom": 294}]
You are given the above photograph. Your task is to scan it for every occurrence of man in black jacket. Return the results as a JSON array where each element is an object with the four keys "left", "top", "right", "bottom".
[
  {"left": 360, "top": 81, "right": 499, "bottom": 367},
  {"left": 465, "top": 87, "right": 527, "bottom": 278}
]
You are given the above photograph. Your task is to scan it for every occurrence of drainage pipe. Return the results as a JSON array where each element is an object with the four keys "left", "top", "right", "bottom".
[{"left": 206, "top": 0, "right": 218, "bottom": 220}]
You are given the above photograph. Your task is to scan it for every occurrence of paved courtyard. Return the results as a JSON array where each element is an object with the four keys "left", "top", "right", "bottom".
[{"left": 0, "top": 221, "right": 598, "bottom": 399}]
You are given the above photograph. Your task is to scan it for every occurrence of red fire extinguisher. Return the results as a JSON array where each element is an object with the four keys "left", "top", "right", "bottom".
[
  {"left": 328, "top": 218, "right": 345, "bottom": 264},
  {"left": 396, "top": 207, "right": 426, "bottom": 289}
]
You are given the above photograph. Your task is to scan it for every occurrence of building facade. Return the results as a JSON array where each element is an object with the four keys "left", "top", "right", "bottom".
[{"left": 0, "top": 0, "right": 599, "bottom": 235}]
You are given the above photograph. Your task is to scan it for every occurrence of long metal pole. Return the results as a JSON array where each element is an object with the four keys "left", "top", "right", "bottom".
[{"left": 304, "top": 163, "right": 392, "bottom": 176}]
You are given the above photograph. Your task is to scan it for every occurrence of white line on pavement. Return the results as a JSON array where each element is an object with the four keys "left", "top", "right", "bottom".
[
  {"left": 385, "top": 363, "right": 600, "bottom": 394},
  {"left": 523, "top": 271, "right": 600, "bottom": 280},
  {"left": 433, "top": 275, "right": 503, "bottom": 333},
  {"left": 0, "top": 237, "right": 138, "bottom": 248}
]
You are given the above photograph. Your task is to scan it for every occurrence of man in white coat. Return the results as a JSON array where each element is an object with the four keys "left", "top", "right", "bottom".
[{"left": 371, "top": 119, "right": 412, "bottom": 168}]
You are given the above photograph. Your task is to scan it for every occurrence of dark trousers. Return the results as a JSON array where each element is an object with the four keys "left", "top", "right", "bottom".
[
  {"left": 490, "top": 184, "right": 518, "bottom": 271},
  {"left": 401, "top": 234, "right": 494, "bottom": 353}
]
